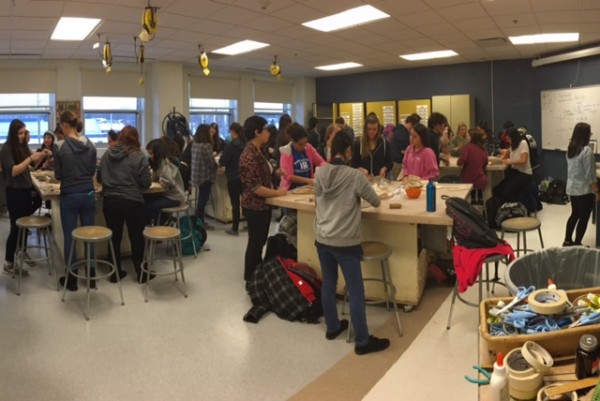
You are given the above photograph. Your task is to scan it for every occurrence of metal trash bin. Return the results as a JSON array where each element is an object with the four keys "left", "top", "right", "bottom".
[{"left": 504, "top": 246, "right": 600, "bottom": 295}]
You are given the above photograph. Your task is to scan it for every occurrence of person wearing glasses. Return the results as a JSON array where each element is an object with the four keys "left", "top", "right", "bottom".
[
  {"left": 0, "top": 120, "right": 49, "bottom": 276},
  {"left": 239, "top": 116, "right": 287, "bottom": 287},
  {"left": 279, "top": 122, "right": 326, "bottom": 190}
]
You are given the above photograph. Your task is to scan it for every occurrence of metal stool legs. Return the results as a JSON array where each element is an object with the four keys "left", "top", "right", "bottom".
[{"left": 15, "top": 221, "right": 58, "bottom": 296}]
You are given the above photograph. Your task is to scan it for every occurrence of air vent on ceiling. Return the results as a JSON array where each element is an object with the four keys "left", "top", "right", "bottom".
[{"left": 477, "top": 37, "right": 507, "bottom": 47}]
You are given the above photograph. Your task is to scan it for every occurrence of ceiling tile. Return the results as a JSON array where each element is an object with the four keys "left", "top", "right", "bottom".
[
  {"left": 530, "top": 0, "right": 585, "bottom": 11},
  {"left": 482, "top": 0, "right": 533, "bottom": 16}
]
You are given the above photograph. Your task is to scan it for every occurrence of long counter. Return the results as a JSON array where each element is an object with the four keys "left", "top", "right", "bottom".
[
  {"left": 31, "top": 170, "right": 164, "bottom": 260},
  {"left": 268, "top": 182, "right": 472, "bottom": 306},
  {"left": 439, "top": 156, "right": 507, "bottom": 201}
]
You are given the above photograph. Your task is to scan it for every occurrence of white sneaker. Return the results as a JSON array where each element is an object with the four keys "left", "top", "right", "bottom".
[{"left": 3, "top": 263, "right": 30, "bottom": 277}]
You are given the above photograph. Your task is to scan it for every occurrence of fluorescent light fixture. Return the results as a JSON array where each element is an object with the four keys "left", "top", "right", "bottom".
[
  {"left": 302, "top": 5, "right": 390, "bottom": 32},
  {"left": 212, "top": 40, "right": 269, "bottom": 56},
  {"left": 400, "top": 50, "right": 458, "bottom": 61},
  {"left": 532, "top": 46, "right": 600, "bottom": 67},
  {"left": 315, "top": 62, "right": 363, "bottom": 71},
  {"left": 51, "top": 17, "right": 101, "bottom": 41},
  {"left": 509, "top": 33, "right": 579, "bottom": 45}
]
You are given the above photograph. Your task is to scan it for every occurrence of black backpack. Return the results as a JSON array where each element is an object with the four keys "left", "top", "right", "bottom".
[
  {"left": 495, "top": 202, "right": 528, "bottom": 227},
  {"left": 444, "top": 196, "right": 503, "bottom": 249},
  {"left": 540, "top": 179, "right": 568, "bottom": 205}
]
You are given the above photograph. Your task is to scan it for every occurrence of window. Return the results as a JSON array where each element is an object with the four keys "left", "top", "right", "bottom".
[
  {"left": 0, "top": 94, "right": 53, "bottom": 145},
  {"left": 254, "top": 102, "right": 292, "bottom": 129},
  {"left": 83, "top": 96, "right": 142, "bottom": 145},
  {"left": 189, "top": 98, "right": 237, "bottom": 140}
]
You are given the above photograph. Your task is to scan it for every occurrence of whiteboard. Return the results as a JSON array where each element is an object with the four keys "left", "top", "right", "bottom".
[{"left": 541, "top": 85, "right": 600, "bottom": 150}]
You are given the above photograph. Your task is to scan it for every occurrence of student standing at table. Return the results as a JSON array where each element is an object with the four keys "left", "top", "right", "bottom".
[
  {"left": 35, "top": 131, "right": 55, "bottom": 170},
  {"left": 97, "top": 126, "right": 153, "bottom": 284},
  {"left": 239, "top": 116, "right": 286, "bottom": 286},
  {"left": 219, "top": 122, "right": 246, "bottom": 236},
  {"left": 314, "top": 132, "right": 390, "bottom": 355},
  {"left": 351, "top": 116, "right": 392, "bottom": 177},
  {"left": 279, "top": 122, "right": 326, "bottom": 190},
  {"left": 0, "top": 119, "right": 47, "bottom": 276},
  {"left": 458, "top": 128, "right": 488, "bottom": 204},
  {"left": 563, "top": 122, "right": 599, "bottom": 246},
  {"left": 390, "top": 113, "right": 421, "bottom": 180},
  {"left": 54, "top": 111, "right": 97, "bottom": 291},
  {"left": 401, "top": 123, "right": 439, "bottom": 180}
]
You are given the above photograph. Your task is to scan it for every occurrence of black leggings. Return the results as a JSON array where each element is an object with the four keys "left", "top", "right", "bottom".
[
  {"left": 5, "top": 187, "right": 41, "bottom": 263},
  {"left": 243, "top": 207, "right": 271, "bottom": 282},
  {"left": 227, "top": 179, "right": 242, "bottom": 232},
  {"left": 565, "top": 193, "right": 595, "bottom": 245}
]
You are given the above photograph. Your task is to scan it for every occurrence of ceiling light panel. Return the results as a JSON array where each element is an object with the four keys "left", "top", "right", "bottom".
[
  {"left": 315, "top": 62, "right": 363, "bottom": 71},
  {"left": 51, "top": 17, "right": 102, "bottom": 41},
  {"left": 509, "top": 33, "right": 579, "bottom": 44},
  {"left": 302, "top": 5, "right": 390, "bottom": 32},
  {"left": 400, "top": 50, "right": 458, "bottom": 61},
  {"left": 212, "top": 40, "right": 269, "bottom": 55}
]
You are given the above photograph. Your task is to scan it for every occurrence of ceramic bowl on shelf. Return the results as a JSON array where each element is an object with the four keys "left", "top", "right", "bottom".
[{"left": 405, "top": 186, "right": 422, "bottom": 199}]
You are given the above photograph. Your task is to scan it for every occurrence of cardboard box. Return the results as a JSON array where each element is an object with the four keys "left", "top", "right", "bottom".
[{"left": 480, "top": 287, "right": 600, "bottom": 360}]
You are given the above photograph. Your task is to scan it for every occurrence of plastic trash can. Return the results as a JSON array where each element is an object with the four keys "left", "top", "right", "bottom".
[{"left": 504, "top": 246, "right": 600, "bottom": 295}]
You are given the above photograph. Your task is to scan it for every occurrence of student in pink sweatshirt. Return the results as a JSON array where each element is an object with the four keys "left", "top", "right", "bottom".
[{"left": 279, "top": 122, "right": 326, "bottom": 190}]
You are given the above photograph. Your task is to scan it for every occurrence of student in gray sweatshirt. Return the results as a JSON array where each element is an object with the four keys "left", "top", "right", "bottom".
[
  {"left": 54, "top": 111, "right": 97, "bottom": 291},
  {"left": 314, "top": 133, "right": 390, "bottom": 356},
  {"left": 97, "top": 125, "right": 152, "bottom": 284}
]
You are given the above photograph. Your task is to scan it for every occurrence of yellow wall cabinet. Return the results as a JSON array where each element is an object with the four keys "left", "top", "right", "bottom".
[
  {"left": 398, "top": 99, "right": 431, "bottom": 126},
  {"left": 366, "top": 101, "right": 397, "bottom": 126},
  {"left": 338, "top": 102, "right": 365, "bottom": 135},
  {"left": 431, "top": 94, "right": 475, "bottom": 131}
]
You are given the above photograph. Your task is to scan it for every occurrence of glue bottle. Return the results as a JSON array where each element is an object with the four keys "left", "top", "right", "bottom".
[{"left": 489, "top": 352, "right": 509, "bottom": 401}]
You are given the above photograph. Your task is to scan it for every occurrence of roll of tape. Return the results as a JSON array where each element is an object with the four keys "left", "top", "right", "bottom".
[
  {"left": 521, "top": 341, "right": 554, "bottom": 373},
  {"left": 528, "top": 289, "right": 568, "bottom": 315},
  {"left": 506, "top": 348, "right": 543, "bottom": 398},
  {"left": 537, "top": 383, "right": 578, "bottom": 401}
]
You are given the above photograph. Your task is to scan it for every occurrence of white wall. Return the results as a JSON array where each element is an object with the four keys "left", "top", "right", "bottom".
[{"left": 0, "top": 59, "right": 316, "bottom": 141}]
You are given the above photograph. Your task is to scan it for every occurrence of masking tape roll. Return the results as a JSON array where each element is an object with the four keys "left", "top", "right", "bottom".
[
  {"left": 537, "top": 383, "right": 578, "bottom": 401},
  {"left": 521, "top": 341, "right": 554, "bottom": 373},
  {"left": 506, "top": 348, "right": 543, "bottom": 398},
  {"left": 527, "top": 289, "right": 568, "bottom": 315}
]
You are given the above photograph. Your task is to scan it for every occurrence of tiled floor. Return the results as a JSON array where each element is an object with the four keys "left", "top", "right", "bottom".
[{"left": 0, "top": 202, "right": 593, "bottom": 400}]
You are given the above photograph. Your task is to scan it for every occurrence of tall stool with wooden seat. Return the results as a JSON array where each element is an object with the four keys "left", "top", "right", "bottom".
[
  {"left": 140, "top": 226, "right": 187, "bottom": 302},
  {"left": 501, "top": 216, "right": 544, "bottom": 257},
  {"left": 160, "top": 203, "right": 197, "bottom": 257},
  {"left": 446, "top": 254, "right": 509, "bottom": 329},
  {"left": 342, "top": 241, "right": 402, "bottom": 342},
  {"left": 14, "top": 215, "right": 58, "bottom": 295},
  {"left": 61, "top": 226, "right": 125, "bottom": 320}
]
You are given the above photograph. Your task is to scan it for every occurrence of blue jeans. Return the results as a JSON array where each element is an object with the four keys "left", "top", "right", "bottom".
[
  {"left": 315, "top": 242, "right": 369, "bottom": 346},
  {"left": 60, "top": 192, "right": 97, "bottom": 269}
]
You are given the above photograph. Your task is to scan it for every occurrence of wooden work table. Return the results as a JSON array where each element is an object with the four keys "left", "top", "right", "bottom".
[
  {"left": 268, "top": 182, "right": 472, "bottom": 306},
  {"left": 31, "top": 170, "right": 164, "bottom": 260},
  {"left": 439, "top": 156, "right": 507, "bottom": 202}
]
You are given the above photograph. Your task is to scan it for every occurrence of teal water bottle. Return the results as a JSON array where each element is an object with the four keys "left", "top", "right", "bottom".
[{"left": 426, "top": 179, "right": 436, "bottom": 212}]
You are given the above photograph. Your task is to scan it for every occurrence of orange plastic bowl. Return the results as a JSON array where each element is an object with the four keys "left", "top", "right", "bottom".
[{"left": 405, "top": 186, "right": 422, "bottom": 199}]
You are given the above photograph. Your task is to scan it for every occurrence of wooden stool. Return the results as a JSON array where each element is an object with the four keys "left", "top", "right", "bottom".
[
  {"left": 14, "top": 215, "right": 58, "bottom": 295},
  {"left": 61, "top": 226, "right": 125, "bottom": 320},
  {"left": 343, "top": 241, "right": 402, "bottom": 341},
  {"left": 446, "top": 254, "right": 509, "bottom": 330},
  {"left": 501, "top": 217, "right": 544, "bottom": 257},
  {"left": 140, "top": 226, "right": 187, "bottom": 302},
  {"left": 161, "top": 203, "right": 197, "bottom": 258}
]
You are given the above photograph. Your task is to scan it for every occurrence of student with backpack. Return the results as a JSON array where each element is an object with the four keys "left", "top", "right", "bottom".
[
  {"left": 563, "top": 123, "right": 599, "bottom": 246},
  {"left": 314, "top": 132, "right": 390, "bottom": 355}
]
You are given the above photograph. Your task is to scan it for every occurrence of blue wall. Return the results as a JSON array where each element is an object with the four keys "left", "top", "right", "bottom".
[{"left": 315, "top": 56, "right": 600, "bottom": 181}]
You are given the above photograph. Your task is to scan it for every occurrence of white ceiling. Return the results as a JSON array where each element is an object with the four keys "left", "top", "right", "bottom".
[{"left": 1, "top": 0, "right": 600, "bottom": 77}]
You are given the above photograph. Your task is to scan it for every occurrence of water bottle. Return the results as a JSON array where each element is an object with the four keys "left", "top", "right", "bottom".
[{"left": 426, "top": 179, "right": 436, "bottom": 212}]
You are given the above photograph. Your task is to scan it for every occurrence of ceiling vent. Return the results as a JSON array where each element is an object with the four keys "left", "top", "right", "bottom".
[{"left": 477, "top": 37, "right": 507, "bottom": 47}]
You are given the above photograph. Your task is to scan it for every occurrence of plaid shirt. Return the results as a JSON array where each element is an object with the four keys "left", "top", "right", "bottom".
[
  {"left": 239, "top": 143, "right": 273, "bottom": 211},
  {"left": 190, "top": 142, "right": 216, "bottom": 186},
  {"left": 245, "top": 258, "right": 309, "bottom": 322}
]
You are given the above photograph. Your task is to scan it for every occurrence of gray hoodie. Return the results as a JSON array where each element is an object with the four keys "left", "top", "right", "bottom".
[
  {"left": 314, "top": 161, "right": 380, "bottom": 247},
  {"left": 54, "top": 135, "right": 96, "bottom": 194},
  {"left": 97, "top": 145, "right": 151, "bottom": 204}
]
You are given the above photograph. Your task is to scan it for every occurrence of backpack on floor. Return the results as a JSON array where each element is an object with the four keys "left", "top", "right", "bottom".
[
  {"left": 495, "top": 202, "right": 528, "bottom": 227},
  {"left": 444, "top": 196, "right": 503, "bottom": 249},
  {"left": 278, "top": 257, "right": 323, "bottom": 306},
  {"left": 540, "top": 179, "right": 568, "bottom": 205},
  {"left": 180, "top": 216, "right": 207, "bottom": 255}
]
